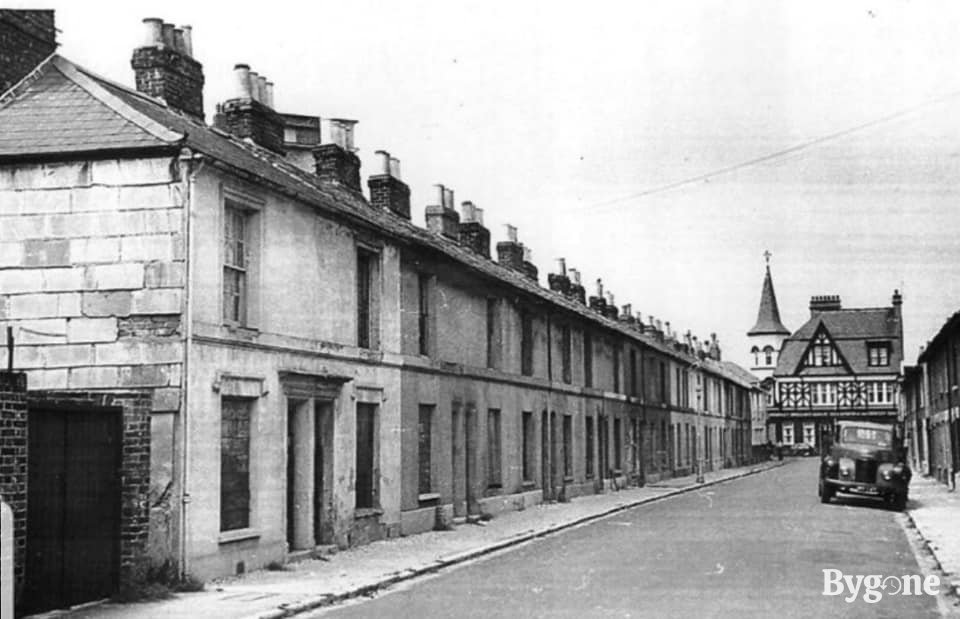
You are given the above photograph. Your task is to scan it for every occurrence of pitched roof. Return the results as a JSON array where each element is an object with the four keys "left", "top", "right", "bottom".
[
  {"left": 917, "top": 310, "right": 960, "bottom": 364},
  {"left": 747, "top": 265, "right": 790, "bottom": 336},
  {"left": 0, "top": 55, "right": 760, "bottom": 388},
  {"left": 774, "top": 307, "right": 902, "bottom": 377}
]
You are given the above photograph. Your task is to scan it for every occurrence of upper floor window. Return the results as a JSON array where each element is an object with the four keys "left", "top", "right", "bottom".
[
  {"left": 520, "top": 308, "right": 534, "bottom": 376},
  {"left": 357, "top": 248, "right": 381, "bottom": 349},
  {"left": 583, "top": 331, "right": 594, "bottom": 388},
  {"left": 223, "top": 203, "right": 250, "bottom": 325},
  {"left": 763, "top": 346, "right": 774, "bottom": 366},
  {"left": 561, "top": 325, "right": 572, "bottom": 384},
  {"left": 418, "top": 273, "right": 431, "bottom": 356},
  {"left": 867, "top": 342, "right": 890, "bottom": 367},
  {"left": 806, "top": 332, "right": 840, "bottom": 367},
  {"left": 751, "top": 346, "right": 759, "bottom": 367}
]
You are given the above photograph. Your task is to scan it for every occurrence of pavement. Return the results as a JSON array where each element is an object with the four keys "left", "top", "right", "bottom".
[
  {"left": 39, "top": 460, "right": 784, "bottom": 619},
  {"left": 906, "top": 474, "right": 960, "bottom": 600}
]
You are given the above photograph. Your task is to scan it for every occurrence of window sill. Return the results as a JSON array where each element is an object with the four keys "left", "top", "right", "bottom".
[
  {"left": 563, "top": 476, "right": 574, "bottom": 483},
  {"left": 354, "top": 507, "right": 383, "bottom": 519},
  {"left": 521, "top": 480, "right": 536, "bottom": 488},
  {"left": 218, "top": 528, "right": 260, "bottom": 544},
  {"left": 418, "top": 492, "right": 440, "bottom": 503}
]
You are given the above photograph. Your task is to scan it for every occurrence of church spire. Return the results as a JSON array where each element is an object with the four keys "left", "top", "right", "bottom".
[{"left": 748, "top": 252, "right": 790, "bottom": 336}]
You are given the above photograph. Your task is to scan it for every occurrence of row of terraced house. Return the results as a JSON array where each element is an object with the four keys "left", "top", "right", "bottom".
[{"left": 0, "top": 11, "right": 760, "bottom": 615}]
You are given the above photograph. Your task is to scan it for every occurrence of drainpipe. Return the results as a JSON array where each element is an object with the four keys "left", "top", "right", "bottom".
[{"left": 177, "top": 147, "right": 204, "bottom": 580}]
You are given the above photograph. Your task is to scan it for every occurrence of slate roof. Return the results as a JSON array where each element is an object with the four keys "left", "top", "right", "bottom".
[
  {"left": 774, "top": 307, "right": 902, "bottom": 377},
  {"left": 0, "top": 55, "right": 760, "bottom": 388},
  {"left": 917, "top": 310, "right": 960, "bottom": 364},
  {"left": 747, "top": 265, "right": 790, "bottom": 336}
]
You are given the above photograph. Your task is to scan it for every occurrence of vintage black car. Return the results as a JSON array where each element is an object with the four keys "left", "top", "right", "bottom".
[{"left": 818, "top": 421, "right": 910, "bottom": 510}]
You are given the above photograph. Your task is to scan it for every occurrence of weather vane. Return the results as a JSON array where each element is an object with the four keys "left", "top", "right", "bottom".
[{"left": 763, "top": 250, "right": 772, "bottom": 265}]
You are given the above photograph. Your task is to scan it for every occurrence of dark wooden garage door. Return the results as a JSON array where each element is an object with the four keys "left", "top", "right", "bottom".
[{"left": 24, "top": 406, "right": 122, "bottom": 613}]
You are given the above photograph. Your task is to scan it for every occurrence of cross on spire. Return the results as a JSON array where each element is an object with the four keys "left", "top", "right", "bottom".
[{"left": 764, "top": 250, "right": 772, "bottom": 265}]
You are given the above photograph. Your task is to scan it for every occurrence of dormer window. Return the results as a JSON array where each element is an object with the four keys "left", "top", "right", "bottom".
[
  {"left": 867, "top": 342, "right": 890, "bottom": 367},
  {"left": 806, "top": 332, "right": 840, "bottom": 367}
]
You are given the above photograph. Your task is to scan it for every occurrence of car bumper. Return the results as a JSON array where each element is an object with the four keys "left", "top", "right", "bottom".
[{"left": 823, "top": 478, "right": 907, "bottom": 494}]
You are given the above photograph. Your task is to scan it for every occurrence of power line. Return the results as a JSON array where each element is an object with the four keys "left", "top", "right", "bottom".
[{"left": 568, "top": 88, "right": 960, "bottom": 213}]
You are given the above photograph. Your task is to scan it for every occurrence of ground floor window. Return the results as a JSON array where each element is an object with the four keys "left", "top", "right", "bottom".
[
  {"left": 613, "top": 418, "right": 622, "bottom": 471},
  {"left": 221, "top": 397, "right": 252, "bottom": 531},
  {"left": 418, "top": 405, "right": 434, "bottom": 495},
  {"left": 356, "top": 403, "right": 377, "bottom": 509},
  {"left": 487, "top": 409, "right": 502, "bottom": 488},
  {"left": 585, "top": 416, "right": 595, "bottom": 478},
  {"left": 782, "top": 423, "right": 794, "bottom": 445},
  {"left": 522, "top": 412, "right": 534, "bottom": 482},
  {"left": 563, "top": 415, "right": 573, "bottom": 477}
]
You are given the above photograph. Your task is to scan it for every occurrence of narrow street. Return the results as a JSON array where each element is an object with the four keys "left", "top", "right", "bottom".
[{"left": 318, "top": 460, "right": 940, "bottom": 618}]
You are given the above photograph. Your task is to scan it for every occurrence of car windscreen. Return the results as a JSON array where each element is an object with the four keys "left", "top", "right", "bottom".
[{"left": 840, "top": 426, "right": 892, "bottom": 447}]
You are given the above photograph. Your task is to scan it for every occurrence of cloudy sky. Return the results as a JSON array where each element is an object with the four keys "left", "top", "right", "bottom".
[{"left": 20, "top": 0, "right": 960, "bottom": 368}]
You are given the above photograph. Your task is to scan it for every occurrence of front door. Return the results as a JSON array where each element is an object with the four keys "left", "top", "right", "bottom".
[{"left": 25, "top": 406, "right": 121, "bottom": 613}]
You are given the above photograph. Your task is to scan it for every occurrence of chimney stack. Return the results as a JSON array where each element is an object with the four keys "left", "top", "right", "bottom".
[
  {"left": 131, "top": 17, "right": 205, "bottom": 119},
  {"left": 620, "top": 304, "right": 635, "bottom": 326},
  {"left": 603, "top": 292, "right": 619, "bottom": 320},
  {"left": 496, "top": 224, "right": 525, "bottom": 272},
  {"left": 213, "top": 63, "right": 285, "bottom": 153},
  {"left": 548, "top": 258, "right": 571, "bottom": 295},
  {"left": 425, "top": 184, "right": 461, "bottom": 240},
  {"left": 458, "top": 201, "right": 491, "bottom": 257},
  {"left": 809, "top": 294, "right": 842, "bottom": 317},
  {"left": 521, "top": 246, "right": 538, "bottom": 282},
  {"left": 313, "top": 119, "right": 362, "bottom": 191},
  {"left": 567, "top": 268, "right": 586, "bottom": 304},
  {"left": 368, "top": 150, "right": 411, "bottom": 218},
  {"left": 0, "top": 9, "right": 57, "bottom": 94},
  {"left": 588, "top": 279, "right": 607, "bottom": 314}
]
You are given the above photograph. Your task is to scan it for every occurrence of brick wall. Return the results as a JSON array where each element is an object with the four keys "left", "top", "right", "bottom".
[
  {"left": 0, "top": 372, "right": 27, "bottom": 600},
  {"left": 131, "top": 47, "right": 204, "bottom": 120},
  {"left": 0, "top": 10, "right": 56, "bottom": 94},
  {"left": 214, "top": 99, "right": 285, "bottom": 154},
  {"left": 368, "top": 175, "right": 411, "bottom": 219},
  {"left": 29, "top": 390, "right": 152, "bottom": 585}
]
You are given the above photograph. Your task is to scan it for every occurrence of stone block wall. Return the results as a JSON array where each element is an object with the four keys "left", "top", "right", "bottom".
[
  {"left": 0, "top": 372, "right": 27, "bottom": 600},
  {"left": 0, "top": 158, "right": 185, "bottom": 410}
]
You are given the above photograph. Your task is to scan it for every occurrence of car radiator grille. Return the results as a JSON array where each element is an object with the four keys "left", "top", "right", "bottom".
[{"left": 854, "top": 459, "right": 877, "bottom": 483}]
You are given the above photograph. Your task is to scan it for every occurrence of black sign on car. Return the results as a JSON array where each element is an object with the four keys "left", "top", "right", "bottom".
[{"left": 818, "top": 421, "right": 911, "bottom": 510}]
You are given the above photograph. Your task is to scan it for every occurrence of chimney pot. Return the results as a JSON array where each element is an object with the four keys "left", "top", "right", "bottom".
[
  {"left": 248, "top": 71, "right": 260, "bottom": 101},
  {"left": 556, "top": 258, "right": 566, "bottom": 275},
  {"left": 569, "top": 268, "right": 581, "bottom": 285},
  {"left": 181, "top": 25, "right": 193, "bottom": 56},
  {"left": 434, "top": 184, "right": 445, "bottom": 205},
  {"left": 257, "top": 76, "right": 268, "bottom": 103},
  {"left": 233, "top": 64, "right": 252, "bottom": 99},
  {"left": 505, "top": 224, "right": 518, "bottom": 243},
  {"left": 523, "top": 245, "right": 532, "bottom": 263},
  {"left": 606, "top": 291, "right": 615, "bottom": 306},
  {"left": 265, "top": 81, "right": 275, "bottom": 108},
  {"left": 328, "top": 119, "right": 357, "bottom": 151},
  {"left": 461, "top": 201, "right": 476, "bottom": 222},
  {"left": 375, "top": 150, "right": 391, "bottom": 175},
  {"left": 443, "top": 188, "right": 455, "bottom": 210},
  {"left": 596, "top": 279, "right": 604, "bottom": 298},
  {"left": 389, "top": 157, "right": 401, "bottom": 179},
  {"left": 161, "top": 22, "right": 175, "bottom": 48},
  {"left": 473, "top": 207, "right": 484, "bottom": 225},
  {"left": 141, "top": 18, "right": 163, "bottom": 47},
  {"left": 622, "top": 303, "right": 632, "bottom": 316},
  {"left": 173, "top": 28, "right": 185, "bottom": 53}
]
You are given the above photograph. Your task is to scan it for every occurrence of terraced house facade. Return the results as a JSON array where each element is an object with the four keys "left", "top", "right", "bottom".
[{"left": 0, "top": 11, "right": 759, "bottom": 613}]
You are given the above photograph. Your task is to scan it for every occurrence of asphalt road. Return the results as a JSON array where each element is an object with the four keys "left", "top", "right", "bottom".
[{"left": 317, "top": 459, "right": 940, "bottom": 618}]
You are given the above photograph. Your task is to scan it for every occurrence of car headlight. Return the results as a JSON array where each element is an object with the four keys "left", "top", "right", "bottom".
[
  {"left": 823, "top": 456, "right": 835, "bottom": 468},
  {"left": 881, "top": 469, "right": 893, "bottom": 480}
]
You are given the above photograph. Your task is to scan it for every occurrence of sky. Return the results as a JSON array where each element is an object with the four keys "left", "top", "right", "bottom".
[{"left": 14, "top": 0, "right": 960, "bottom": 369}]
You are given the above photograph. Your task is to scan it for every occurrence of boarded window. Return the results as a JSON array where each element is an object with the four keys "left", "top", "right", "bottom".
[
  {"left": 630, "top": 349, "right": 638, "bottom": 396},
  {"left": 418, "top": 274, "right": 430, "bottom": 355},
  {"left": 418, "top": 405, "right": 433, "bottom": 494},
  {"left": 583, "top": 331, "right": 593, "bottom": 388},
  {"left": 563, "top": 415, "right": 573, "bottom": 477},
  {"left": 486, "top": 298, "right": 498, "bottom": 369},
  {"left": 487, "top": 409, "right": 502, "bottom": 487},
  {"left": 521, "top": 310, "right": 534, "bottom": 376},
  {"left": 522, "top": 412, "right": 534, "bottom": 482},
  {"left": 613, "top": 418, "right": 622, "bottom": 471},
  {"left": 355, "top": 403, "right": 377, "bottom": 509},
  {"left": 357, "top": 250, "right": 380, "bottom": 349},
  {"left": 585, "top": 416, "right": 595, "bottom": 478},
  {"left": 221, "top": 397, "right": 251, "bottom": 531},
  {"left": 561, "top": 325, "right": 572, "bottom": 383},
  {"left": 613, "top": 345, "right": 621, "bottom": 393},
  {"left": 223, "top": 204, "right": 249, "bottom": 325}
]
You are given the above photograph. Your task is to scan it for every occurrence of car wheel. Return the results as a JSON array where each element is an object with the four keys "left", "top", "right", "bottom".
[{"left": 819, "top": 480, "right": 833, "bottom": 503}]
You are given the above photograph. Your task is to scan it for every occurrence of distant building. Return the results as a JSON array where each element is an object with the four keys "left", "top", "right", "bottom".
[
  {"left": 902, "top": 312, "right": 960, "bottom": 487},
  {"left": 769, "top": 291, "right": 903, "bottom": 449}
]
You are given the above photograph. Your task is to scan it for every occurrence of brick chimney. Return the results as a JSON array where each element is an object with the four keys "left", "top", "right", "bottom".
[
  {"left": 213, "top": 63, "right": 285, "bottom": 153},
  {"left": 314, "top": 119, "right": 362, "bottom": 191},
  {"left": 548, "top": 258, "right": 571, "bottom": 295},
  {"left": 0, "top": 10, "right": 57, "bottom": 94},
  {"left": 425, "top": 185, "right": 460, "bottom": 240},
  {"left": 809, "top": 294, "right": 841, "bottom": 316},
  {"left": 588, "top": 279, "right": 607, "bottom": 314},
  {"left": 131, "top": 17, "right": 204, "bottom": 119},
  {"left": 458, "top": 201, "right": 491, "bottom": 257},
  {"left": 496, "top": 224, "right": 524, "bottom": 271},
  {"left": 368, "top": 150, "right": 410, "bottom": 218},
  {"left": 709, "top": 333, "right": 721, "bottom": 361},
  {"left": 603, "top": 292, "right": 619, "bottom": 320},
  {"left": 568, "top": 269, "right": 586, "bottom": 304},
  {"left": 620, "top": 304, "right": 635, "bottom": 326},
  {"left": 521, "top": 246, "right": 538, "bottom": 282}
]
